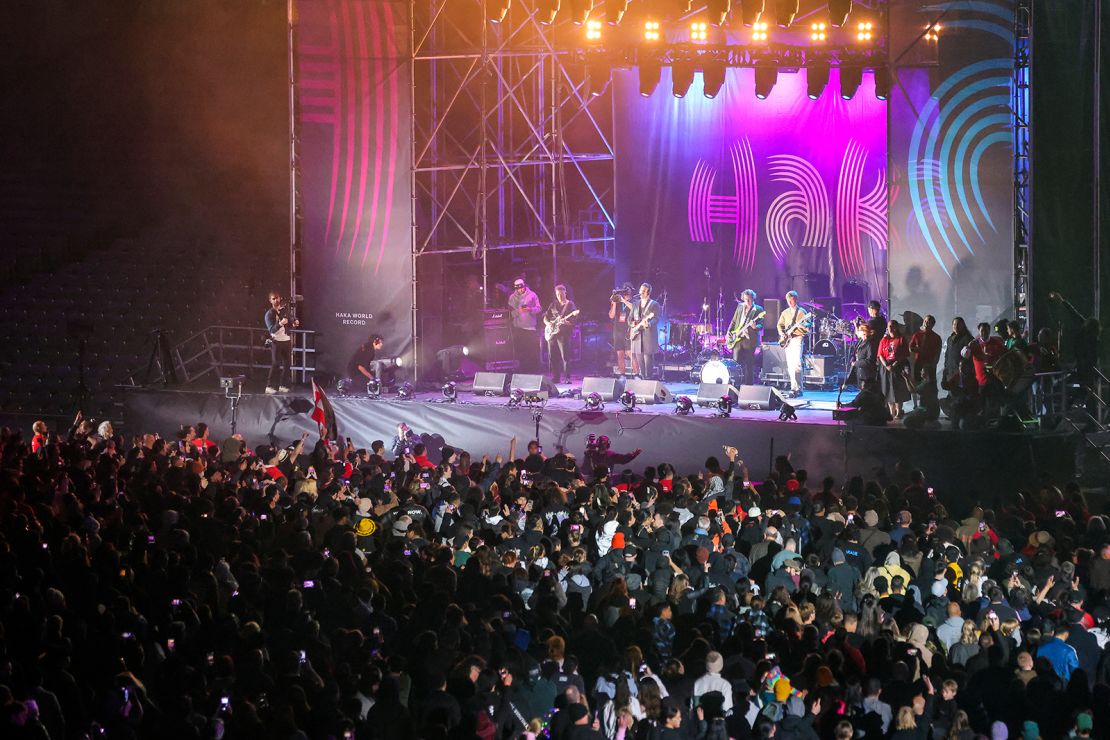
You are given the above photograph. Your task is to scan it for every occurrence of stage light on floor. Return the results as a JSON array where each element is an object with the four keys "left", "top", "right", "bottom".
[
  {"left": 873, "top": 66, "right": 890, "bottom": 99},
  {"left": 436, "top": 344, "right": 469, "bottom": 379},
  {"left": 779, "top": 401, "right": 798, "bottom": 421},
  {"left": 715, "top": 395, "right": 733, "bottom": 417},
  {"left": 840, "top": 64, "right": 862, "bottom": 99},
  {"left": 702, "top": 58, "right": 726, "bottom": 98},
  {"left": 584, "top": 391, "right": 604, "bottom": 410},
  {"left": 508, "top": 388, "right": 525, "bottom": 408},
  {"left": 739, "top": 0, "right": 764, "bottom": 27},
  {"left": 488, "top": 0, "right": 511, "bottom": 23},
  {"left": 828, "top": 0, "right": 851, "bottom": 27},
  {"left": 397, "top": 382, "right": 415, "bottom": 399},
  {"left": 810, "top": 22, "right": 826, "bottom": 42},
  {"left": 366, "top": 378, "right": 382, "bottom": 398},
  {"left": 672, "top": 60, "right": 695, "bottom": 98},
  {"left": 604, "top": 0, "right": 629, "bottom": 25},
  {"left": 707, "top": 0, "right": 730, "bottom": 26},
  {"left": 441, "top": 382, "right": 457, "bottom": 402},
  {"left": 775, "top": 0, "right": 799, "bottom": 27},
  {"left": 585, "top": 18, "right": 603, "bottom": 40},
  {"left": 643, "top": 20, "right": 661, "bottom": 42},
  {"left": 619, "top": 390, "right": 638, "bottom": 412},
  {"left": 855, "top": 20, "right": 873, "bottom": 42},
  {"left": 674, "top": 395, "right": 695, "bottom": 415},
  {"left": 536, "top": 0, "right": 560, "bottom": 24},
  {"left": 752, "top": 21, "right": 769, "bottom": 42},
  {"left": 690, "top": 21, "right": 708, "bottom": 42},
  {"left": 807, "top": 62, "right": 829, "bottom": 99},
  {"left": 639, "top": 57, "right": 661, "bottom": 96},
  {"left": 568, "top": 0, "right": 592, "bottom": 25},
  {"left": 754, "top": 65, "right": 777, "bottom": 98}
]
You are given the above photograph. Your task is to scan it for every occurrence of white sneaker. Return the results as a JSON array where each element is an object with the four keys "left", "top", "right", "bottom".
[
  {"left": 278, "top": 385, "right": 291, "bottom": 393},
  {"left": 265, "top": 386, "right": 277, "bottom": 394}
]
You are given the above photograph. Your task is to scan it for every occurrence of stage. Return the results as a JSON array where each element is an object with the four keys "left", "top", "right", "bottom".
[{"left": 123, "top": 377, "right": 1079, "bottom": 504}]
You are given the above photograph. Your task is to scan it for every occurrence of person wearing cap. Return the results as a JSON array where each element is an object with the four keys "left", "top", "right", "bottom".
[
  {"left": 507, "top": 277, "right": 542, "bottom": 372},
  {"left": 692, "top": 651, "right": 732, "bottom": 715},
  {"left": 1070, "top": 710, "right": 1093, "bottom": 739}
]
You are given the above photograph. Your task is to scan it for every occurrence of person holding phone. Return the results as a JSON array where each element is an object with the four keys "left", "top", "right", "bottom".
[{"left": 264, "top": 290, "right": 299, "bottom": 394}]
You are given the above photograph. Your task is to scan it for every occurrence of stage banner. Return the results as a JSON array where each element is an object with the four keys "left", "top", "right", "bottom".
[
  {"left": 613, "top": 66, "right": 887, "bottom": 315},
  {"left": 887, "top": 0, "right": 1015, "bottom": 330},
  {"left": 295, "top": 0, "right": 412, "bottom": 378}
]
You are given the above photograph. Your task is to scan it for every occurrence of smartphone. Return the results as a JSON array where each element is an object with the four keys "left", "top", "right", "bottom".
[
  {"left": 629, "top": 598, "right": 637, "bottom": 609},
  {"left": 122, "top": 688, "right": 129, "bottom": 703},
  {"left": 260, "top": 513, "right": 268, "bottom": 521},
  {"left": 323, "top": 548, "right": 331, "bottom": 558},
  {"left": 171, "top": 598, "right": 182, "bottom": 607},
  {"left": 766, "top": 652, "right": 777, "bottom": 660},
  {"left": 207, "top": 652, "right": 215, "bottom": 665},
  {"left": 303, "top": 580, "right": 315, "bottom": 589},
  {"left": 403, "top": 549, "right": 413, "bottom": 557},
  {"left": 298, "top": 650, "right": 306, "bottom": 664},
  {"left": 743, "top": 481, "right": 751, "bottom": 488},
  {"left": 927, "top": 487, "right": 934, "bottom": 494},
  {"left": 167, "top": 638, "right": 175, "bottom": 651},
  {"left": 221, "top": 696, "right": 230, "bottom": 708},
  {"left": 147, "top": 535, "right": 155, "bottom": 544},
  {"left": 1055, "top": 510, "right": 1067, "bottom": 518}
]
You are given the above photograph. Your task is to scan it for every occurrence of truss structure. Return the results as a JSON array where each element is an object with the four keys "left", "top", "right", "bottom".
[{"left": 1013, "top": 0, "right": 1031, "bottom": 328}]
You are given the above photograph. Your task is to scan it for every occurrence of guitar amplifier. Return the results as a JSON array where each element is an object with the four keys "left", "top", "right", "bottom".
[
  {"left": 760, "top": 344, "right": 789, "bottom": 383},
  {"left": 763, "top": 299, "right": 781, "bottom": 336},
  {"left": 482, "top": 324, "right": 514, "bottom": 366},
  {"left": 483, "top": 308, "right": 510, "bottom": 328}
]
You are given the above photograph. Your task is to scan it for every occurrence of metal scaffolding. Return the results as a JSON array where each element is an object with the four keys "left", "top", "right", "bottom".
[
  {"left": 409, "top": 1, "right": 617, "bottom": 372},
  {"left": 1013, "top": 0, "right": 1031, "bottom": 330}
]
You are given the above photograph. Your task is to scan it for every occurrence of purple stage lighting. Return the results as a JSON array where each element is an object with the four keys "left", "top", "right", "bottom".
[
  {"left": 754, "top": 65, "right": 777, "bottom": 99},
  {"left": 873, "top": 67, "right": 890, "bottom": 100},
  {"left": 703, "top": 59, "right": 726, "bottom": 99},
  {"left": 672, "top": 60, "right": 695, "bottom": 98},
  {"left": 807, "top": 62, "right": 829, "bottom": 99},
  {"left": 840, "top": 64, "right": 863, "bottom": 100}
]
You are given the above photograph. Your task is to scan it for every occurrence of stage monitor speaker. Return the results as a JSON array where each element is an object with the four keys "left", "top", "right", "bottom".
[
  {"left": 761, "top": 344, "right": 788, "bottom": 376},
  {"left": 581, "top": 376, "right": 623, "bottom": 401},
  {"left": 736, "top": 384, "right": 782, "bottom": 410},
  {"left": 472, "top": 372, "right": 509, "bottom": 396},
  {"left": 625, "top": 378, "right": 672, "bottom": 404},
  {"left": 510, "top": 373, "right": 560, "bottom": 396},
  {"left": 696, "top": 383, "right": 739, "bottom": 407},
  {"left": 763, "top": 298, "right": 781, "bottom": 334},
  {"left": 482, "top": 324, "right": 514, "bottom": 363}
]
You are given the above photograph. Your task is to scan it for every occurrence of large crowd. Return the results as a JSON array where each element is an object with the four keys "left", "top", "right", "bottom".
[{"left": 1, "top": 413, "right": 1108, "bottom": 740}]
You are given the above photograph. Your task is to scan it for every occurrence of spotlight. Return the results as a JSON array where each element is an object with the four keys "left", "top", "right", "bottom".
[
  {"left": 775, "top": 0, "right": 799, "bottom": 27},
  {"left": 855, "top": 20, "right": 873, "bottom": 42},
  {"left": 809, "top": 22, "right": 827, "bottom": 42},
  {"left": 672, "top": 60, "right": 695, "bottom": 98},
  {"left": 568, "top": 0, "right": 592, "bottom": 25},
  {"left": 508, "top": 388, "right": 525, "bottom": 407},
  {"left": 739, "top": 0, "right": 764, "bottom": 27},
  {"left": 639, "top": 57, "right": 661, "bottom": 96},
  {"left": 752, "top": 21, "right": 769, "bottom": 42},
  {"left": 643, "top": 20, "right": 661, "bottom": 42},
  {"left": 715, "top": 395, "right": 734, "bottom": 418},
  {"left": 488, "top": 0, "right": 511, "bottom": 24},
  {"left": 436, "top": 344, "right": 469, "bottom": 379},
  {"left": 840, "top": 64, "right": 862, "bottom": 99},
  {"left": 707, "top": 0, "right": 730, "bottom": 26},
  {"left": 585, "top": 18, "right": 603, "bottom": 40},
  {"left": 754, "top": 65, "right": 777, "bottom": 98},
  {"left": 397, "top": 382, "right": 415, "bottom": 399},
  {"left": 924, "top": 22, "right": 941, "bottom": 41},
  {"left": 586, "top": 56, "right": 610, "bottom": 96},
  {"left": 604, "top": 0, "right": 629, "bottom": 25},
  {"left": 536, "top": 0, "right": 560, "bottom": 24},
  {"left": 690, "top": 21, "right": 708, "bottom": 42},
  {"left": 583, "top": 391, "right": 604, "bottom": 410},
  {"left": 674, "top": 396, "right": 695, "bottom": 415},
  {"left": 779, "top": 401, "right": 798, "bottom": 421},
  {"left": 336, "top": 377, "right": 356, "bottom": 395},
  {"left": 366, "top": 378, "right": 382, "bottom": 398},
  {"left": 619, "top": 390, "right": 638, "bottom": 412},
  {"left": 441, "top": 382, "right": 457, "bottom": 402},
  {"left": 873, "top": 66, "right": 890, "bottom": 99},
  {"left": 702, "top": 58, "right": 726, "bottom": 98},
  {"left": 828, "top": 0, "right": 852, "bottom": 28},
  {"left": 807, "top": 62, "right": 829, "bottom": 99}
]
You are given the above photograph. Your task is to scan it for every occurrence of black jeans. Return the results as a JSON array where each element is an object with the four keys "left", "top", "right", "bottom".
[
  {"left": 732, "top": 343, "right": 757, "bottom": 386},
  {"left": 268, "top": 340, "right": 292, "bottom": 387},
  {"left": 512, "top": 327, "right": 539, "bottom": 373},
  {"left": 547, "top": 333, "right": 569, "bottom": 381}
]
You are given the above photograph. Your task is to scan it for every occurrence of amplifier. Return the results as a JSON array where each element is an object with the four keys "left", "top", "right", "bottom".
[
  {"left": 760, "top": 343, "right": 788, "bottom": 382},
  {"left": 483, "top": 323, "right": 514, "bottom": 365},
  {"left": 483, "top": 308, "right": 510, "bottom": 327}
]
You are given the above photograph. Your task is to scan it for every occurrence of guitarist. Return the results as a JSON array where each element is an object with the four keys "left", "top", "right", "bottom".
[
  {"left": 543, "top": 284, "right": 578, "bottom": 384},
  {"left": 628, "top": 282, "right": 662, "bottom": 380},
  {"left": 726, "top": 289, "right": 764, "bottom": 386},
  {"left": 776, "top": 290, "right": 811, "bottom": 398}
]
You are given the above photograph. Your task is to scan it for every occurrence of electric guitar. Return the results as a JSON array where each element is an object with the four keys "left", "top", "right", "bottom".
[
  {"left": 629, "top": 311, "right": 655, "bottom": 340},
  {"left": 778, "top": 308, "right": 811, "bottom": 347},
  {"left": 543, "top": 309, "right": 580, "bottom": 341},
  {"left": 726, "top": 309, "right": 766, "bottom": 350}
]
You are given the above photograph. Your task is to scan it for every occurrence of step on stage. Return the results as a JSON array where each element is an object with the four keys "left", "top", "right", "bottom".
[{"left": 123, "top": 375, "right": 1078, "bottom": 504}]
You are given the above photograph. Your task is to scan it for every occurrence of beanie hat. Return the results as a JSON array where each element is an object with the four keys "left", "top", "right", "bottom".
[
  {"left": 831, "top": 548, "right": 846, "bottom": 564},
  {"left": 1021, "top": 720, "right": 1040, "bottom": 740},
  {"left": 774, "top": 678, "right": 793, "bottom": 702},
  {"left": 864, "top": 510, "right": 879, "bottom": 528},
  {"left": 610, "top": 532, "right": 626, "bottom": 550},
  {"left": 706, "top": 651, "right": 724, "bottom": 673},
  {"left": 1076, "top": 712, "right": 1093, "bottom": 732},
  {"left": 786, "top": 479, "right": 800, "bottom": 492},
  {"left": 990, "top": 721, "right": 1008, "bottom": 740}
]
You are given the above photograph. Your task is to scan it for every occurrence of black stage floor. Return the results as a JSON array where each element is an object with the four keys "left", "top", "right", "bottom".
[{"left": 123, "top": 374, "right": 1079, "bottom": 504}]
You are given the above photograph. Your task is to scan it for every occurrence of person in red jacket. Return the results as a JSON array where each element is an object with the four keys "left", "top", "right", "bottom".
[
  {"left": 962, "top": 323, "right": 1006, "bottom": 414},
  {"left": 909, "top": 314, "right": 942, "bottom": 387},
  {"left": 878, "top": 320, "right": 911, "bottom": 420}
]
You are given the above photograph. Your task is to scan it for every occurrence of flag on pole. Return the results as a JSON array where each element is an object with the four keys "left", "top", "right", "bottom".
[{"left": 310, "top": 379, "right": 338, "bottom": 441}]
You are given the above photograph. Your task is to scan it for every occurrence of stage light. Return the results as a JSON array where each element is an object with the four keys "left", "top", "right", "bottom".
[
  {"left": 779, "top": 401, "right": 798, "bottom": 421},
  {"left": 775, "top": 0, "right": 799, "bottom": 27},
  {"left": 840, "top": 64, "right": 862, "bottom": 99},
  {"left": 855, "top": 20, "right": 873, "bottom": 42},
  {"left": 508, "top": 387, "right": 525, "bottom": 407},
  {"left": 924, "top": 22, "right": 941, "bottom": 41},
  {"left": 672, "top": 60, "right": 695, "bottom": 98},
  {"left": 873, "top": 66, "right": 890, "bottom": 99},
  {"left": 397, "top": 382, "right": 415, "bottom": 399},
  {"left": 585, "top": 18, "right": 603, "bottom": 41},
  {"left": 537, "top": 0, "right": 560, "bottom": 25},
  {"left": 568, "top": 0, "right": 592, "bottom": 25},
  {"left": 436, "top": 344, "right": 469, "bottom": 379},
  {"left": 690, "top": 22, "right": 708, "bottom": 42},
  {"left": 639, "top": 57, "right": 661, "bottom": 96},
  {"left": 586, "top": 56, "right": 610, "bottom": 96},
  {"left": 366, "top": 378, "right": 382, "bottom": 398},
  {"left": 715, "top": 395, "right": 733, "bottom": 418},
  {"left": 643, "top": 20, "right": 662, "bottom": 42},
  {"left": 674, "top": 395, "right": 695, "bottom": 415},
  {"left": 739, "top": 0, "right": 764, "bottom": 27},
  {"left": 754, "top": 65, "right": 777, "bottom": 98},
  {"left": 807, "top": 62, "right": 829, "bottom": 99},
  {"left": 441, "top": 382, "right": 457, "bottom": 402},
  {"left": 707, "top": 0, "right": 730, "bottom": 27},
  {"left": 828, "top": 0, "right": 851, "bottom": 27},
  {"left": 619, "top": 390, "right": 638, "bottom": 412},
  {"left": 702, "top": 58, "right": 726, "bottom": 98},
  {"left": 752, "top": 21, "right": 769, "bottom": 42},
  {"left": 810, "top": 22, "right": 827, "bottom": 42},
  {"left": 488, "top": 0, "right": 511, "bottom": 23},
  {"left": 604, "top": 0, "right": 629, "bottom": 25},
  {"left": 583, "top": 392, "right": 604, "bottom": 410}
]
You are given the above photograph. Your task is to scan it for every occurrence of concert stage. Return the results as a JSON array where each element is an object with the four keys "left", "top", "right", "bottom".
[{"left": 123, "top": 379, "right": 1079, "bottom": 504}]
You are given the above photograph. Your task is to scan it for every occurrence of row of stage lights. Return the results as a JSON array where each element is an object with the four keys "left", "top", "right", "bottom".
[
  {"left": 490, "top": 0, "right": 857, "bottom": 29},
  {"left": 627, "top": 58, "right": 892, "bottom": 100},
  {"left": 581, "top": 18, "right": 888, "bottom": 45},
  {"left": 583, "top": 390, "right": 799, "bottom": 421}
]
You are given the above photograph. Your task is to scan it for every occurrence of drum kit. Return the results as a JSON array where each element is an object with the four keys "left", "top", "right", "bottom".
[{"left": 806, "top": 301, "right": 860, "bottom": 368}]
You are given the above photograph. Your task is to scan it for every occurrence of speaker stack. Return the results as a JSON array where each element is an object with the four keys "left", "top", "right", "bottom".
[{"left": 482, "top": 308, "right": 515, "bottom": 371}]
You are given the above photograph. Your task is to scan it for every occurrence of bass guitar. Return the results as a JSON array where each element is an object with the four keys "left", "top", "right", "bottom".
[
  {"left": 777, "top": 309, "right": 810, "bottom": 347},
  {"left": 543, "top": 309, "right": 580, "bottom": 341},
  {"left": 726, "top": 309, "right": 766, "bottom": 350}
]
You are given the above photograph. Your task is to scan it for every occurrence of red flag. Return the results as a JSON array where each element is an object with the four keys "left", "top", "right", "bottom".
[{"left": 310, "top": 380, "right": 339, "bottom": 441}]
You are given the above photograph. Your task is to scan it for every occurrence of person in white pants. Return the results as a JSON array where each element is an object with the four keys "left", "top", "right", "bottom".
[{"left": 776, "top": 290, "right": 811, "bottom": 398}]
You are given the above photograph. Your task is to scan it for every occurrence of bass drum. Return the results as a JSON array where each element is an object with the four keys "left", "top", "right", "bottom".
[
  {"left": 700, "top": 359, "right": 740, "bottom": 386},
  {"left": 812, "top": 338, "right": 843, "bottom": 356}
]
